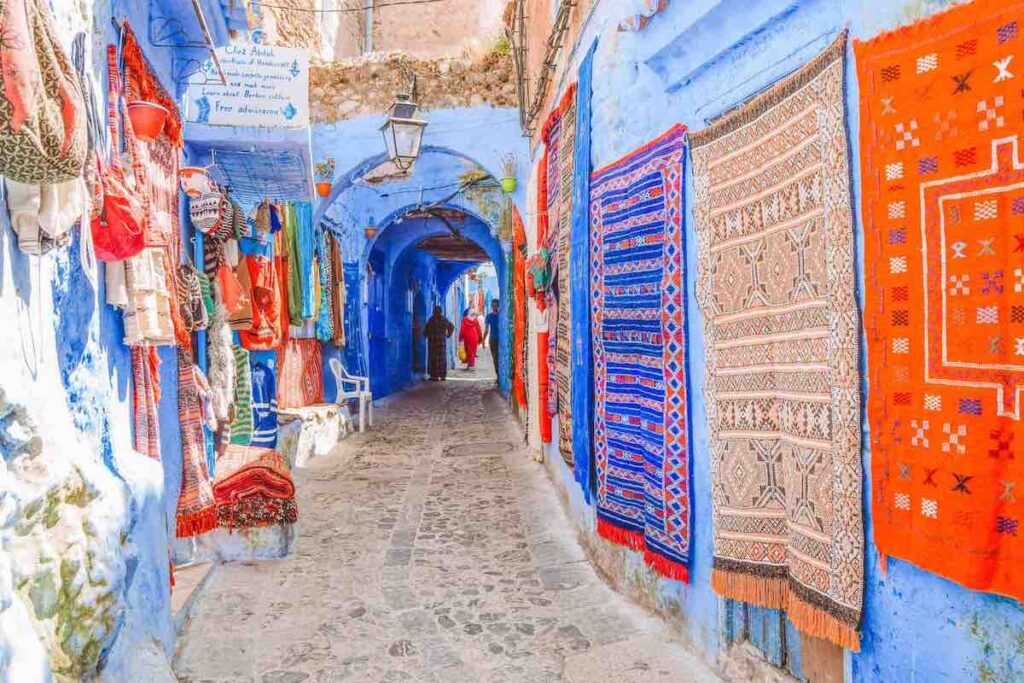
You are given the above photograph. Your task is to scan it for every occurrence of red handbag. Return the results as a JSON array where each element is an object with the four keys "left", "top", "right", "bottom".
[{"left": 90, "top": 44, "right": 148, "bottom": 262}]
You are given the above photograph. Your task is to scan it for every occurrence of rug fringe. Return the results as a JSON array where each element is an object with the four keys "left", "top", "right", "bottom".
[
  {"left": 597, "top": 518, "right": 646, "bottom": 551},
  {"left": 711, "top": 568, "right": 787, "bottom": 609},
  {"left": 176, "top": 508, "right": 217, "bottom": 538},
  {"left": 644, "top": 550, "right": 690, "bottom": 583},
  {"left": 712, "top": 569, "right": 861, "bottom": 651},
  {"left": 786, "top": 592, "right": 861, "bottom": 652}
]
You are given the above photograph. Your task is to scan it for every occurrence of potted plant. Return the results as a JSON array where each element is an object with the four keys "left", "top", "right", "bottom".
[
  {"left": 315, "top": 158, "right": 336, "bottom": 197},
  {"left": 500, "top": 153, "right": 517, "bottom": 194},
  {"left": 127, "top": 101, "right": 169, "bottom": 142}
]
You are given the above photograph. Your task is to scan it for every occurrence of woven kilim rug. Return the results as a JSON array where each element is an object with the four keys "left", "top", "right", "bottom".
[
  {"left": 277, "top": 338, "right": 323, "bottom": 410},
  {"left": 857, "top": 0, "right": 1024, "bottom": 602},
  {"left": 590, "top": 124, "right": 690, "bottom": 581},
  {"left": 555, "top": 86, "right": 578, "bottom": 464},
  {"left": 540, "top": 87, "right": 578, "bottom": 463},
  {"left": 691, "top": 33, "right": 863, "bottom": 650}
]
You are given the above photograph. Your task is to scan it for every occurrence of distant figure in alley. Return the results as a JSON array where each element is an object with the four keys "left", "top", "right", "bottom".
[{"left": 424, "top": 306, "right": 455, "bottom": 381}]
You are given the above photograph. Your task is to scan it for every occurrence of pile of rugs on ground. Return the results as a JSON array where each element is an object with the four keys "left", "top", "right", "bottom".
[{"left": 213, "top": 446, "right": 298, "bottom": 529}]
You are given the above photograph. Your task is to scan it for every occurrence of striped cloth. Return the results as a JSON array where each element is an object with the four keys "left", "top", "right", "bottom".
[
  {"left": 590, "top": 125, "right": 691, "bottom": 581},
  {"left": 176, "top": 349, "right": 218, "bottom": 537},
  {"left": 130, "top": 346, "right": 161, "bottom": 460},
  {"left": 229, "top": 346, "right": 253, "bottom": 445},
  {"left": 251, "top": 355, "right": 279, "bottom": 448}
]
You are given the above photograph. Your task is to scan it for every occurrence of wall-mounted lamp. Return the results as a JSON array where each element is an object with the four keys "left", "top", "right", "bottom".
[{"left": 379, "top": 91, "right": 427, "bottom": 172}]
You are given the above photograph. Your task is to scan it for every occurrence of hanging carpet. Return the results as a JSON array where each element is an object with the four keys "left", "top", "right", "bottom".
[
  {"left": 277, "top": 338, "right": 323, "bottom": 409},
  {"left": 590, "top": 124, "right": 691, "bottom": 582},
  {"left": 690, "top": 33, "right": 863, "bottom": 650},
  {"left": 857, "top": 0, "right": 1024, "bottom": 604}
]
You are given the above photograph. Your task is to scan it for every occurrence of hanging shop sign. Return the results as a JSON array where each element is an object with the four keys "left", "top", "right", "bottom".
[{"left": 185, "top": 44, "right": 309, "bottom": 128}]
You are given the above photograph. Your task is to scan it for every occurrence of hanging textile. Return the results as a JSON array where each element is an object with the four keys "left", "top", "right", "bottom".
[
  {"left": 0, "top": 0, "right": 87, "bottom": 184},
  {"left": 121, "top": 249, "right": 177, "bottom": 347},
  {"left": 206, "top": 280, "right": 237, "bottom": 423},
  {"left": 293, "top": 202, "right": 317, "bottom": 320},
  {"left": 251, "top": 354, "right": 279, "bottom": 448},
  {"left": 176, "top": 349, "right": 218, "bottom": 537},
  {"left": 277, "top": 338, "right": 323, "bottom": 410},
  {"left": 314, "top": 227, "right": 335, "bottom": 342},
  {"left": 238, "top": 255, "right": 283, "bottom": 350},
  {"left": 691, "top": 34, "right": 862, "bottom": 650},
  {"left": 130, "top": 346, "right": 161, "bottom": 460},
  {"left": 591, "top": 125, "right": 690, "bottom": 582},
  {"left": 512, "top": 210, "right": 529, "bottom": 412},
  {"left": 283, "top": 203, "right": 304, "bottom": 326},
  {"left": 571, "top": 42, "right": 597, "bottom": 501},
  {"left": 857, "top": 0, "right": 1024, "bottom": 605},
  {"left": 178, "top": 263, "right": 209, "bottom": 333},
  {"left": 229, "top": 347, "right": 253, "bottom": 445},
  {"left": 331, "top": 235, "right": 347, "bottom": 348},
  {"left": 554, "top": 86, "right": 578, "bottom": 464}
]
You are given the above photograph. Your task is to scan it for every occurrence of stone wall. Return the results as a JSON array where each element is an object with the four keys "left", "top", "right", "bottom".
[
  {"left": 370, "top": 0, "right": 507, "bottom": 60},
  {"left": 310, "top": 48, "right": 517, "bottom": 122}
]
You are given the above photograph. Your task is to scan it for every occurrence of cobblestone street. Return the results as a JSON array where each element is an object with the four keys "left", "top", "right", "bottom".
[{"left": 174, "top": 368, "right": 720, "bottom": 682}]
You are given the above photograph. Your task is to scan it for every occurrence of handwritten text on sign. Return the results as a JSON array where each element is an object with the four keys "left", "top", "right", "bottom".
[{"left": 186, "top": 44, "right": 309, "bottom": 128}]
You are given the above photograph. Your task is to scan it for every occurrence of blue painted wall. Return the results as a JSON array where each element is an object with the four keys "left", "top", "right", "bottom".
[{"left": 539, "top": 0, "right": 1024, "bottom": 680}]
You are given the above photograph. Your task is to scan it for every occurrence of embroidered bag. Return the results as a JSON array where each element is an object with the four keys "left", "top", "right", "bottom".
[
  {"left": 0, "top": 0, "right": 87, "bottom": 184},
  {"left": 189, "top": 192, "right": 223, "bottom": 235}
]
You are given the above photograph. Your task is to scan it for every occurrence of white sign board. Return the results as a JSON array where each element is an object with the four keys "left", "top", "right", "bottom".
[{"left": 185, "top": 44, "right": 308, "bottom": 128}]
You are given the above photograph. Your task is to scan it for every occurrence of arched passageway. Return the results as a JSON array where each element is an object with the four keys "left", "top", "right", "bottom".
[{"left": 357, "top": 205, "right": 507, "bottom": 398}]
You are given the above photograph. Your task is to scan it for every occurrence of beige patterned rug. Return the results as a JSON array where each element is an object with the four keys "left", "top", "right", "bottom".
[{"left": 690, "top": 33, "right": 863, "bottom": 651}]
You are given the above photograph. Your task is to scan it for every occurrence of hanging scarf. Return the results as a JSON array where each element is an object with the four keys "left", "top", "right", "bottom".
[
  {"left": 176, "top": 349, "right": 217, "bottom": 537},
  {"left": 292, "top": 202, "right": 316, "bottom": 320},
  {"left": 229, "top": 346, "right": 254, "bottom": 445},
  {"left": 239, "top": 255, "right": 283, "bottom": 350},
  {"left": 283, "top": 203, "right": 304, "bottom": 326},
  {"left": 314, "top": 227, "right": 335, "bottom": 342},
  {"left": 330, "top": 234, "right": 347, "bottom": 348},
  {"left": 130, "top": 346, "right": 161, "bottom": 459}
]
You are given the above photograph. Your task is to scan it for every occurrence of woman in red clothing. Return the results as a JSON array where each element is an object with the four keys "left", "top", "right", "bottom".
[{"left": 458, "top": 308, "right": 483, "bottom": 370}]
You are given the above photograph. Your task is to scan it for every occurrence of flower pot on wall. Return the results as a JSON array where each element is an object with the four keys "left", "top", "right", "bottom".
[
  {"left": 316, "top": 181, "right": 332, "bottom": 197},
  {"left": 501, "top": 176, "right": 517, "bottom": 194},
  {"left": 127, "top": 102, "right": 169, "bottom": 142},
  {"left": 364, "top": 226, "right": 378, "bottom": 240}
]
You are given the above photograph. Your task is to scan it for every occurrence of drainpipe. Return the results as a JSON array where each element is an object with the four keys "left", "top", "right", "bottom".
[{"left": 363, "top": 0, "right": 374, "bottom": 54}]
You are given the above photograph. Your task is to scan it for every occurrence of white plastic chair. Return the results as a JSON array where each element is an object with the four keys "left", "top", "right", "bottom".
[{"left": 329, "top": 358, "right": 373, "bottom": 433}]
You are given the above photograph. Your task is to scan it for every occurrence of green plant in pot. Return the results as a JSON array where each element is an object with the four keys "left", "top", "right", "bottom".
[
  {"left": 315, "top": 158, "right": 336, "bottom": 197},
  {"left": 500, "top": 153, "right": 517, "bottom": 194}
]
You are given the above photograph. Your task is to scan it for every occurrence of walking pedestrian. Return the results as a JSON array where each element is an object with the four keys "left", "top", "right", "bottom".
[{"left": 423, "top": 306, "right": 455, "bottom": 381}]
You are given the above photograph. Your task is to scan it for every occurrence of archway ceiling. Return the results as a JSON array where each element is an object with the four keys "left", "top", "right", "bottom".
[{"left": 416, "top": 234, "right": 490, "bottom": 262}]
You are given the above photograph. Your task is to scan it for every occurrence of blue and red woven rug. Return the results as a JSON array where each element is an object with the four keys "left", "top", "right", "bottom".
[{"left": 589, "top": 125, "right": 691, "bottom": 581}]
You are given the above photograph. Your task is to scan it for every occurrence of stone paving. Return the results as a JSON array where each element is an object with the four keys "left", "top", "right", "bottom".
[{"left": 174, "top": 365, "right": 721, "bottom": 682}]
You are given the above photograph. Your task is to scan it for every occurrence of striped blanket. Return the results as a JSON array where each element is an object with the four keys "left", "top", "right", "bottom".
[{"left": 590, "top": 125, "right": 691, "bottom": 581}]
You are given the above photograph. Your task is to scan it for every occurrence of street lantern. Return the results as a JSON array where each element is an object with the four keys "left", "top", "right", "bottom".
[{"left": 379, "top": 93, "right": 426, "bottom": 171}]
